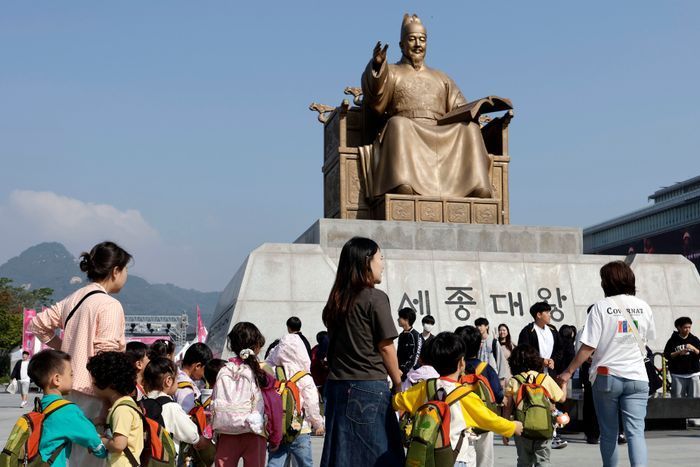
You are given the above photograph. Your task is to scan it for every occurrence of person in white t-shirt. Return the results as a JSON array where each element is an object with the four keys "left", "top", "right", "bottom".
[
  {"left": 558, "top": 260, "right": 656, "bottom": 467},
  {"left": 11, "top": 351, "right": 31, "bottom": 408}
]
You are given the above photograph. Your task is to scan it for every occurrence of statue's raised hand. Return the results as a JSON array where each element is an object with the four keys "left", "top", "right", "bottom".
[{"left": 372, "top": 41, "right": 389, "bottom": 71}]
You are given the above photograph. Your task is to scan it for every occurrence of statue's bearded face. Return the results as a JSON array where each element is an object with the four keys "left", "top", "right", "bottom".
[{"left": 400, "top": 32, "right": 427, "bottom": 68}]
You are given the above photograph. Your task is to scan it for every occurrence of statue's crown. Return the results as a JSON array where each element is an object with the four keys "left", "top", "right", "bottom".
[{"left": 401, "top": 13, "right": 426, "bottom": 40}]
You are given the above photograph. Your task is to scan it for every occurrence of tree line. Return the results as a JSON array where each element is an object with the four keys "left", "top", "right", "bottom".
[{"left": 0, "top": 277, "right": 53, "bottom": 377}]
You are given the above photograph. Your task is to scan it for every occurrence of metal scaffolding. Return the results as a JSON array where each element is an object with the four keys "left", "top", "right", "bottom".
[{"left": 125, "top": 314, "right": 189, "bottom": 347}]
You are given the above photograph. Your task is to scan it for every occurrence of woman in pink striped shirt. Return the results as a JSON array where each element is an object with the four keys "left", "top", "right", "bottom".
[{"left": 31, "top": 241, "right": 131, "bottom": 467}]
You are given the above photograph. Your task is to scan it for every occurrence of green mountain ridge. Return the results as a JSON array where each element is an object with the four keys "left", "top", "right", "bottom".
[{"left": 0, "top": 242, "right": 219, "bottom": 325}]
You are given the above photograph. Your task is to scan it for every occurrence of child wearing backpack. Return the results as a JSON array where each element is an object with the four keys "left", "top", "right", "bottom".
[
  {"left": 504, "top": 344, "right": 565, "bottom": 467},
  {"left": 175, "top": 343, "right": 212, "bottom": 414},
  {"left": 126, "top": 341, "right": 150, "bottom": 401},
  {"left": 201, "top": 358, "right": 227, "bottom": 438},
  {"left": 265, "top": 332, "right": 325, "bottom": 467},
  {"left": 397, "top": 348, "right": 440, "bottom": 446},
  {"left": 393, "top": 332, "right": 522, "bottom": 467},
  {"left": 142, "top": 358, "right": 207, "bottom": 457},
  {"left": 0, "top": 350, "right": 107, "bottom": 467},
  {"left": 455, "top": 325, "right": 504, "bottom": 467},
  {"left": 211, "top": 322, "right": 282, "bottom": 467},
  {"left": 87, "top": 351, "right": 145, "bottom": 467}
]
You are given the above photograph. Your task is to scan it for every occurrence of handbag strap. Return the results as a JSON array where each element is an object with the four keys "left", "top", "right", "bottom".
[
  {"left": 64, "top": 290, "right": 106, "bottom": 327},
  {"left": 610, "top": 295, "right": 647, "bottom": 359}
]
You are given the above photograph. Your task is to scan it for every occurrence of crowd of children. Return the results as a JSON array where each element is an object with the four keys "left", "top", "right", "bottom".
[{"left": 5, "top": 314, "right": 570, "bottom": 467}]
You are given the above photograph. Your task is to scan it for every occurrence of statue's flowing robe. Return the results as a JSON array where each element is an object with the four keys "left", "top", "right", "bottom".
[{"left": 361, "top": 58, "right": 492, "bottom": 198}]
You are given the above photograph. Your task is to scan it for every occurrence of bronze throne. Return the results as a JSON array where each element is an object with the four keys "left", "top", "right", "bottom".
[{"left": 310, "top": 89, "right": 513, "bottom": 224}]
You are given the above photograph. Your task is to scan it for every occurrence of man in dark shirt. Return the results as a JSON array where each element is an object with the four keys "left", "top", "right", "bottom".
[
  {"left": 287, "top": 316, "right": 312, "bottom": 359},
  {"left": 396, "top": 307, "right": 422, "bottom": 380},
  {"left": 664, "top": 316, "right": 700, "bottom": 398},
  {"left": 517, "top": 302, "right": 563, "bottom": 373}
]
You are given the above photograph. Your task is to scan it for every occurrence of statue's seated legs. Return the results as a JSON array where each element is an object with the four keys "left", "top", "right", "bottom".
[{"left": 372, "top": 116, "right": 493, "bottom": 199}]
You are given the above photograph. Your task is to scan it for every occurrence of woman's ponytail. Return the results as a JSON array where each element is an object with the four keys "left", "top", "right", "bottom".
[{"left": 244, "top": 354, "right": 269, "bottom": 388}]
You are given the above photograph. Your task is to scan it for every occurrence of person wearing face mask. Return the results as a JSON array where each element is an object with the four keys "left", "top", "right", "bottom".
[{"left": 421, "top": 315, "right": 435, "bottom": 345}]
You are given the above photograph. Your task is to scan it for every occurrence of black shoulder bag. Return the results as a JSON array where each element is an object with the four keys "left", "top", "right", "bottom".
[{"left": 63, "top": 290, "right": 106, "bottom": 327}]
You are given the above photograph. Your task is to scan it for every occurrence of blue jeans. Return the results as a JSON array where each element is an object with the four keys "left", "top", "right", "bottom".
[
  {"left": 671, "top": 375, "right": 699, "bottom": 398},
  {"left": 320, "top": 379, "right": 404, "bottom": 467},
  {"left": 592, "top": 375, "right": 648, "bottom": 467},
  {"left": 267, "top": 433, "right": 313, "bottom": 467}
]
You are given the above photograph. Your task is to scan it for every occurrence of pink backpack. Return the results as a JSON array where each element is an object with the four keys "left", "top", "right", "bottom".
[{"left": 212, "top": 358, "right": 282, "bottom": 449}]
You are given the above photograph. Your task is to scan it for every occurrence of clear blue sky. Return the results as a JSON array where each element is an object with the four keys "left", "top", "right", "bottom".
[{"left": 1, "top": 1, "right": 698, "bottom": 291}]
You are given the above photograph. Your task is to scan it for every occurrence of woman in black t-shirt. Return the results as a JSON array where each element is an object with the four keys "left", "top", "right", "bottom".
[{"left": 320, "top": 237, "right": 404, "bottom": 467}]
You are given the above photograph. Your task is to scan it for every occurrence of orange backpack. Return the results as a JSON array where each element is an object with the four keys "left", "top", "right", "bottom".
[
  {"left": 109, "top": 398, "right": 176, "bottom": 467},
  {"left": 179, "top": 397, "right": 216, "bottom": 467},
  {"left": 458, "top": 362, "right": 497, "bottom": 410},
  {"left": 458, "top": 362, "right": 498, "bottom": 434},
  {"left": 0, "top": 398, "right": 72, "bottom": 467}
]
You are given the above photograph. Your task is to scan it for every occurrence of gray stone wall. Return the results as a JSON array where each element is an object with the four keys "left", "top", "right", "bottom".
[{"left": 208, "top": 239, "right": 700, "bottom": 360}]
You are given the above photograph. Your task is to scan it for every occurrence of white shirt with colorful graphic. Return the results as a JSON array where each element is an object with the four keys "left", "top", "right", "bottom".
[{"left": 579, "top": 294, "right": 656, "bottom": 384}]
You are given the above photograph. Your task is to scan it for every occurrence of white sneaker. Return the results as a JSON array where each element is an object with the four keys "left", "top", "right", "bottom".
[
  {"left": 551, "top": 436, "right": 568, "bottom": 449},
  {"left": 20, "top": 401, "right": 27, "bottom": 408}
]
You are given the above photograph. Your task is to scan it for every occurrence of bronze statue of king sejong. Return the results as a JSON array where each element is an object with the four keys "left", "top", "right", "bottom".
[{"left": 361, "top": 14, "right": 494, "bottom": 199}]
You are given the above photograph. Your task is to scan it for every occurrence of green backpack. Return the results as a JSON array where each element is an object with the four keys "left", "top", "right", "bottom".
[
  {"left": 513, "top": 373, "right": 554, "bottom": 440},
  {"left": 273, "top": 367, "right": 308, "bottom": 445},
  {"left": 405, "top": 379, "right": 470, "bottom": 467},
  {"left": 0, "top": 398, "right": 73, "bottom": 467}
]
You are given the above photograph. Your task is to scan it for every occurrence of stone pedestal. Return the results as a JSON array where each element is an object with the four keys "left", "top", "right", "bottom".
[
  {"left": 207, "top": 219, "right": 700, "bottom": 359},
  {"left": 296, "top": 219, "right": 582, "bottom": 255}
]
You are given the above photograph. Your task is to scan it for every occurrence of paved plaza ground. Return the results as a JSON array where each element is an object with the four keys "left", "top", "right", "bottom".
[{"left": 1, "top": 393, "right": 698, "bottom": 466}]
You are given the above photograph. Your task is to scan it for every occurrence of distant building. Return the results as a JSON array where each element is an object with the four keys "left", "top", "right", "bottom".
[{"left": 583, "top": 176, "right": 700, "bottom": 272}]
